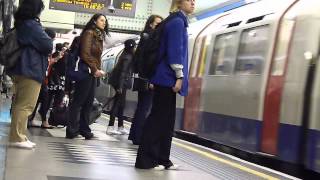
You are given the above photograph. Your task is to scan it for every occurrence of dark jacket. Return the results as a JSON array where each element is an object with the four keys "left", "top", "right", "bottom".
[
  {"left": 150, "top": 11, "right": 189, "bottom": 96},
  {"left": 109, "top": 51, "right": 134, "bottom": 90},
  {"left": 80, "top": 29, "right": 103, "bottom": 74},
  {"left": 134, "top": 30, "right": 153, "bottom": 77},
  {"left": 9, "top": 19, "right": 53, "bottom": 83}
]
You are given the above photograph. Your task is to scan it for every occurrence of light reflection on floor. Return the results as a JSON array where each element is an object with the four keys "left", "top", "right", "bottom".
[{"left": 0, "top": 97, "right": 11, "bottom": 123}]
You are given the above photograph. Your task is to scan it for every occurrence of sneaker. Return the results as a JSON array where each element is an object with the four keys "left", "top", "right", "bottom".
[
  {"left": 153, "top": 165, "right": 165, "bottom": 171},
  {"left": 165, "top": 164, "right": 179, "bottom": 170},
  {"left": 106, "top": 126, "right": 121, "bottom": 135},
  {"left": 26, "top": 139, "right": 36, "bottom": 147},
  {"left": 118, "top": 126, "right": 129, "bottom": 135},
  {"left": 9, "top": 141, "right": 34, "bottom": 149}
]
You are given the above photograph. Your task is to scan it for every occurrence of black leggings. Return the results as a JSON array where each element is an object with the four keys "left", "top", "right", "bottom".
[{"left": 108, "top": 89, "right": 127, "bottom": 127}]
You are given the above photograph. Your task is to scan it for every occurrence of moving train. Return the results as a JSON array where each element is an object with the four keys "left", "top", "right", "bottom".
[{"left": 96, "top": 0, "right": 320, "bottom": 174}]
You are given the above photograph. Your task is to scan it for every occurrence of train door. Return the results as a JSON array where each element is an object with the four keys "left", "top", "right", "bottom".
[
  {"left": 183, "top": 35, "right": 211, "bottom": 133},
  {"left": 303, "top": 19, "right": 320, "bottom": 172},
  {"left": 182, "top": 15, "right": 227, "bottom": 133},
  {"left": 260, "top": 1, "right": 320, "bottom": 161}
]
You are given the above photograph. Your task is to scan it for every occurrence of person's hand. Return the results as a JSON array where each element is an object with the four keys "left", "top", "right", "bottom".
[
  {"left": 94, "top": 70, "right": 105, "bottom": 78},
  {"left": 116, "top": 89, "right": 122, "bottom": 94},
  {"left": 62, "top": 95, "right": 69, "bottom": 106},
  {"left": 149, "top": 83, "right": 154, "bottom": 90},
  {"left": 172, "top": 79, "right": 182, "bottom": 93},
  {"left": 58, "top": 51, "right": 64, "bottom": 59},
  {"left": 49, "top": 58, "right": 56, "bottom": 64},
  {"left": 100, "top": 70, "right": 106, "bottom": 76}
]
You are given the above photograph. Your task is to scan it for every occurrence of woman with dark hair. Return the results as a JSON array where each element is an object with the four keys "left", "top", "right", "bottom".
[
  {"left": 142, "top": 15, "right": 163, "bottom": 33},
  {"left": 28, "top": 28, "right": 57, "bottom": 129},
  {"left": 128, "top": 14, "right": 163, "bottom": 144},
  {"left": 8, "top": 0, "right": 53, "bottom": 149},
  {"left": 66, "top": 14, "right": 107, "bottom": 140}
]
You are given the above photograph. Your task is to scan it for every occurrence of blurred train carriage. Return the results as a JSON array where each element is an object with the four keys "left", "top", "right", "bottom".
[{"left": 96, "top": 0, "right": 320, "bottom": 174}]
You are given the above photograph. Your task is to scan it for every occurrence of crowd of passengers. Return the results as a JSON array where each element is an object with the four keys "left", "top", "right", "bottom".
[{"left": 4, "top": 0, "right": 195, "bottom": 171}]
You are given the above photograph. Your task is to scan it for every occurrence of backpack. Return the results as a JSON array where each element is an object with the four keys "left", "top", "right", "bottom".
[
  {"left": 135, "top": 12, "right": 179, "bottom": 79},
  {"left": 66, "top": 38, "right": 90, "bottom": 81},
  {"left": 0, "top": 29, "right": 22, "bottom": 68},
  {"left": 48, "top": 97, "right": 102, "bottom": 126},
  {"left": 48, "top": 100, "right": 68, "bottom": 127}
]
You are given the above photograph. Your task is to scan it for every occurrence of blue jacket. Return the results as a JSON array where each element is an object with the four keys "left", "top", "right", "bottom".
[
  {"left": 150, "top": 11, "right": 189, "bottom": 96},
  {"left": 9, "top": 19, "right": 53, "bottom": 83}
]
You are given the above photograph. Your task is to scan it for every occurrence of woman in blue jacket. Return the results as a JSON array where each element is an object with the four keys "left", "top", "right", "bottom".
[
  {"left": 8, "top": 0, "right": 53, "bottom": 149},
  {"left": 135, "top": 0, "right": 195, "bottom": 170}
]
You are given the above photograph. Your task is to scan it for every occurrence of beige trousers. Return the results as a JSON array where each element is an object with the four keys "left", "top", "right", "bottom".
[{"left": 9, "top": 75, "right": 41, "bottom": 142}]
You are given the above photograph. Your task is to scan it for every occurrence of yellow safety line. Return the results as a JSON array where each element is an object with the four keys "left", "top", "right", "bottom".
[
  {"left": 103, "top": 115, "right": 278, "bottom": 180},
  {"left": 172, "top": 141, "right": 279, "bottom": 180}
]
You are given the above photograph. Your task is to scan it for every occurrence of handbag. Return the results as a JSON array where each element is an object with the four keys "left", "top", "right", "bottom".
[
  {"left": 132, "top": 77, "right": 149, "bottom": 92},
  {"left": 0, "top": 29, "right": 22, "bottom": 68}
]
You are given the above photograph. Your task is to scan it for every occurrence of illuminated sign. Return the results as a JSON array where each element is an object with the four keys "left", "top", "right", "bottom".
[{"left": 49, "top": 0, "right": 136, "bottom": 17}]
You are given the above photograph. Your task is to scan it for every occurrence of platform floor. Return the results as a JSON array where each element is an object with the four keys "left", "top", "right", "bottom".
[{"left": 0, "top": 97, "right": 300, "bottom": 180}]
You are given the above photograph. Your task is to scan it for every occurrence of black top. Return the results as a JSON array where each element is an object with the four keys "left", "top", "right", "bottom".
[{"left": 108, "top": 51, "right": 134, "bottom": 90}]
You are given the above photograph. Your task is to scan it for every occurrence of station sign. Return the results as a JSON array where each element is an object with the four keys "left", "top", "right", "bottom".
[{"left": 49, "top": 0, "right": 137, "bottom": 18}]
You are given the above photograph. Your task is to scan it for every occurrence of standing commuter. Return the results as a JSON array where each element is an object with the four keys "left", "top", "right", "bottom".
[
  {"left": 107, "top": 39, "right": 136, "bottom": 135},
  {"left": 135, "top": 0, "right": 195, "bottom": 170},
  {"left": 28, "top": 28, "right": 56, "bottom": 129},
  {"left": 66, "top": 14, "right": 107, "bottom": 139},
  {"left": 28, "top": 44, "right": 64, "bottom": 127},
  {"left": 48, "top": 44, "right": 68, "bottom": 118},
  {"left": 128, "top": 15, "right": 163, "bottom": 145},
  {"left": 8, "top": 0, "right": 53, "bottom": 149}
]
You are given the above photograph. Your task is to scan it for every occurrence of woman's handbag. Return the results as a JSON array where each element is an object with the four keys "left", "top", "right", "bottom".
[{"left": 132, "top": 77, "right": 149, "bottom": 92}]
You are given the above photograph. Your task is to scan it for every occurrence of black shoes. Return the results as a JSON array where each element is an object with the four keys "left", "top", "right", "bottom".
[
  {"left": 132, "top": 141, "right": 140, "bottom": 145},
  {"left": 128, "top": 136, "right": 140, "bottom": 145},
  {"left": 66, "top": 132, "right": 97, "bottom": 140},
  {"left": 65, "top": 133, "right": 80, "bottom": 139},
  {"left": 80, "top": 132, "right": 98, "bottom": 140}
]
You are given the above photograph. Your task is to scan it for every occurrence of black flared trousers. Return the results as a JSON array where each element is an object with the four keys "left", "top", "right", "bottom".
[{"left": 135, "top": 85, "right": 176, "bottom": 169}]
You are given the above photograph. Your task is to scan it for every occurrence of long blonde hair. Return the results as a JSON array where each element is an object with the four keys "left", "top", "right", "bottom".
[{"left": 170, "top": 0, "right": 184, "bottom": 13}]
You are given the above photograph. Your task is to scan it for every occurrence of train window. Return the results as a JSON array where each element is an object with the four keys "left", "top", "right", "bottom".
[
  {"left": 227, "top": 21, "right": 241, "bottom": 28},
  {"left": 271, "top": 20, "right": 295, "bottom": 76},
  {"left": 235, "top": 25, "right": 270, "bottom": 75},
  {"left": 246, "top": 15, "right": 265, "bottom": 24},
  {"left": 101, "top": 58, "right": 116, "bottom": 73},
  {"left": 208, "top": 32, "right": 238, "bottom": 75}
]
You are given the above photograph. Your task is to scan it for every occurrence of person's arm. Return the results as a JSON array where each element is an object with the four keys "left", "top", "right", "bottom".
[
  {"left": 80, "top": 30, "right": 99, "bottom": 74},
  {"left": 166, "top": 18, "right": 185, "bottom": 79},
  {"left": 28, "top": 21, "right": 53, "bottom": 55}
]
